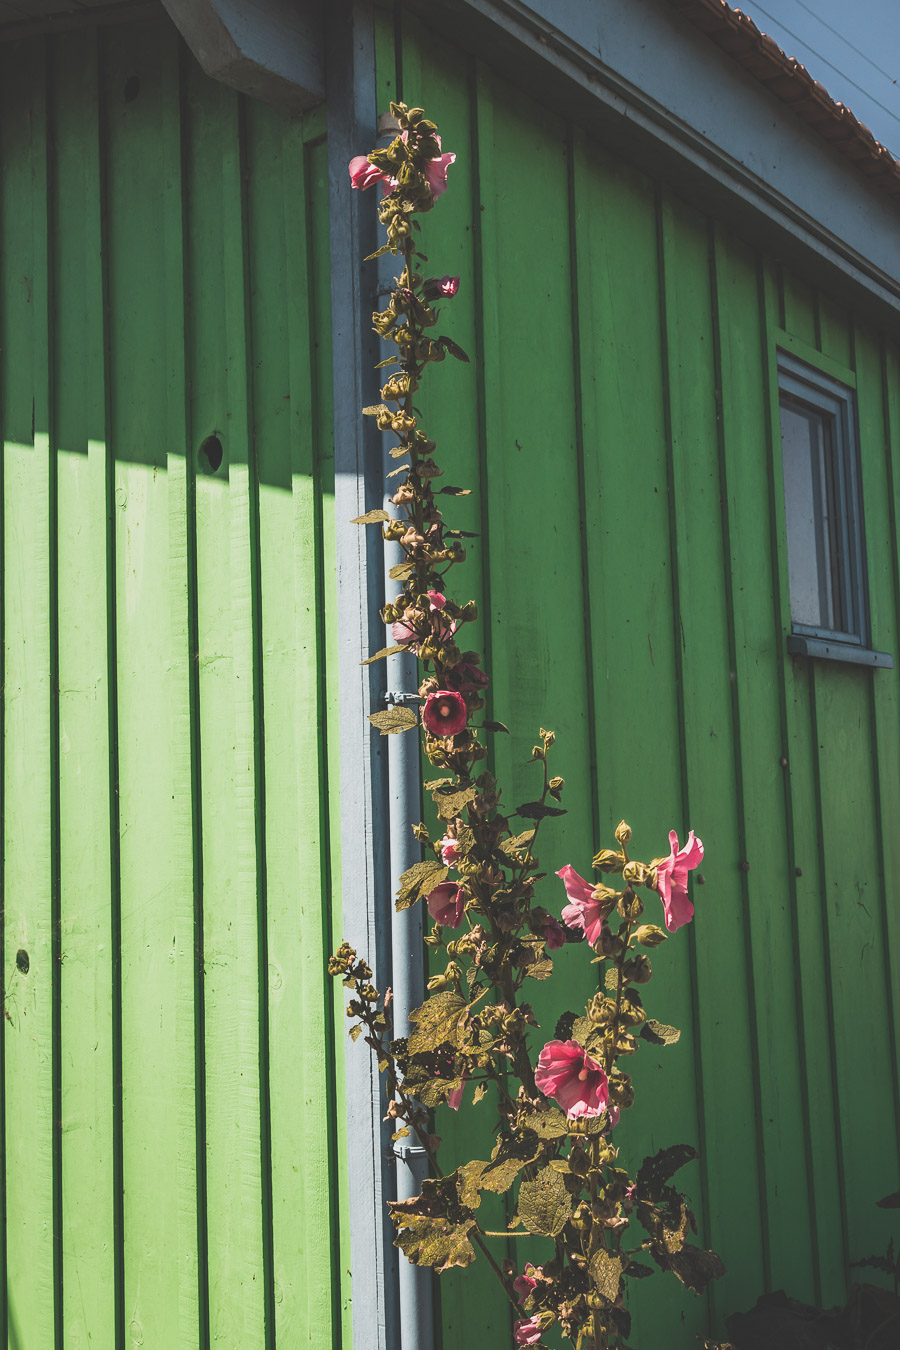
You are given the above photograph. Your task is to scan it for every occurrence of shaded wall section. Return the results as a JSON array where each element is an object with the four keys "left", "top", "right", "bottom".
[
  {"left": 381, "top": 4, "right": 900, "bottom": 1345},
  {"left": 0, "top": 19, "right": 349, "bottom": 1350}
]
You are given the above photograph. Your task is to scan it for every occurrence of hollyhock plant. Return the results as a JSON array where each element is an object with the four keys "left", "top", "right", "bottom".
[
  {"left": 422, "top": 689, "right": 468, "bottom": 736},
  {"left": 426, "top": 880, "right": 465, "bottom": 927},
  {"left": 332, "top": 102, "right": 723, "bottom": 1350},
  {"left": 534, "top": 1039, "right": 609, "bottom": 1119},
  {"left": 514, "top": 1315, "right": 543, "bottom": 1345},
  {"left": 556, "top": 864, "right": 608, "bottom": 946},
  {"left": 653, "top": 829, "right": 704, "bottom": 932}
]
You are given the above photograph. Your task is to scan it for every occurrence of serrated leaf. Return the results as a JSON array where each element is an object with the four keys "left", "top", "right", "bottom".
[
  {"left": 472, "top": 1083, "right": 488, "bottom": 1106},
  {"left": 432, "top": 782, "right": 477, "bottom": 820},
  {"left": 637, "top": 1144, "right": 698, "bottom": 1197},
  {"left": 604, "top": 968, "right": 619, "bottom": 991},
  {"left": 499, "top": 829, "right": 536, "bottom": 855},
  {"left": 386, "top": 463, "right": 411, "bottom": 477},
  {"left": 527, "top": 958, "right": 554, "bottom": 981},
  {"left": 625, "top": 1260, "right": 655, "bottom": 1280},
  {"left": 438, "top": 335, "right": 470, "bottom": 362},
  {"left": 571, "top": 1016, "right": 604, "bottom": 1054},
  {"left": 660, "top": 1243, "right": 726, "bottom": 1293},
  {"left": 457, "top": 1161, "right": 486, "bottom": 1209},
  {"left": 877, "top": 1190, "right": 900, "bottom": 1209},
  {"left": 389, "top": 445, "right": 408, "bottom": 458},
  {"left": 438, "top": 485, "right": 472, "bottom": 496},
  {"left": 516, "top": 801, "right": 567, "bottom": 820},
  {"left": 388, "top": 561, "right": 415, "bottom": 581},
  {"left": 389, "top": 1177, "right": 477, "bottom": 1272},
  {"left": 480, "top": 1132, "right": 542, "bottom": 1194},
  {"left": 400, "top": 1061, "right": 465, "bottom": 1108},
  {"left": 351, "top": 508, "right": 390, "bottom": 524},
  {"left": 364, "top": 244, "right": 391, "bottom": 261},
  {"left": 529, "top": 1107, "right": 569, "bottom": 1139},
  {"left": 640, "top": 1020, "right": 681, "bottom": 1047},
  {"left": 396, "top": 859, "right": 448, "bottom": 913},
  {"left": 589, "top": 1249, "right": 623, "bottom": 1304},
  {"left": 483, "top": 720, "right": 510, "bottom": 734},
  {"left": 375, "top": 357, "right": 399, "bottom": 369},
  {"left": 361, "top": 644, "right": 405, "bottom": 666},
  {"left": 369, "top": 706, "right": 419, "bottom": 736},
  {"left": 362, "top": 404, "right": 388, "bottom": 416},
  {"left": 392, "top": 1126, "right": 410, "bottom": 1140},
  {"left": 516, "top": 1166, "right": 572, "bottom": 1237},
  {"left": 408, "top": 992, "right": 468, "bottom": 1055},
  {"left": 348, "top": 1024, "right": 362, "bottom": 1042}
]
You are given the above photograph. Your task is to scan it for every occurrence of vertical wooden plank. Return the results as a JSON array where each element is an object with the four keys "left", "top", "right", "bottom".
[
  {"left": 51, "top": 29, "right": 118, "bottom": 1348},
  {"left": 760, "top": 260, "right": 848, "bottom": 1300},
  {"left": 571, "top": 132, "right": 705, "bottom": 1345},
  {"left": 103, "top": 22, "right": 200, "bottom": 1346},
  {"left": 659, "top": 189, "right": 767, "bottom": 1325},
  {"left": 713, "top": 228, "right": 817, "bottom": 1301},
  {"left": 1, "top": 36, "right": 60, "bottom": 1350},
  {"left": 847, "top": 321, "right": 900, "bottom": 1247},
  {"left": 184, "top": 66, "right": 269, "bottom": 1345}
]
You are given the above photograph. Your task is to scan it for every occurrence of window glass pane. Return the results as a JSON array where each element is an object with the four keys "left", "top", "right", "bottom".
[{"left": 780, "top": 400, "right": 835, "bottom": 629}]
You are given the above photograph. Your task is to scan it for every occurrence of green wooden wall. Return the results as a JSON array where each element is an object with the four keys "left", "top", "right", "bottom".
[
  {"left": 0, "top": 20, "right": 349, "bottom": 1350},
  {"left": 381, "top": 6, "right": 900, "bottom": 1345}
]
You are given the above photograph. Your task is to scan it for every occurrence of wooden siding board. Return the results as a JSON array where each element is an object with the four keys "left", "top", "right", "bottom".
[
  {"left": 571, "top": 131, "right": 705, "bottom": 1347},
  {"left": 104, "top": 20, "right": 201, "bottom": 1345},
  {"left": 712, "top": 227, "right": 817, "bottom": 1302},
  {"left": 52, "top": 28, "right": 120, "bottom": 1348},
  {"left": 761, "top": 260, "right": 848, "bottom": 1300},
  {"left": 659, "top": 188, "right": 767, "bottom": 1326},
  {"left": 2, "top": 34, "right": 59, "bottom": 1350}
]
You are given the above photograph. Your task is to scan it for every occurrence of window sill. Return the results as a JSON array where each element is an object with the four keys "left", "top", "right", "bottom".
[{"left": 787, "top": 634, "right": 894, "bottom": 668}]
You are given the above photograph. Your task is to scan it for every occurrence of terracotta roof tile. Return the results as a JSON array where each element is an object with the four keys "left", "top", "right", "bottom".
[{"left": 664, "top": 0, "right": 900, "bottom": 200}]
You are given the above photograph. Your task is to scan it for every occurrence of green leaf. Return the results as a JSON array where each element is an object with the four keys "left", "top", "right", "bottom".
[
  {"left": 389, "top": 1177, "right": 477, "bottom": 1272},
  {"left": 364, "top": 244, "right": 391, "bottom": 261},
  {"left": 388, "top": 561, "right": 415, "bottom": 581},
  {"left": 480, "top": 1132, "right": 541, "bottom": 1194},
  {"left": 499, "top": 829, "right": 535, "bottom": 855},
  {"left": 389, "top": 445, "right": 408, "bottom": 458},
  {"left": 408, "top": 992, "right": 468, "bottom": 1055},
  {"left": 351, "top": 508, "right": 390, "bottom": 524},
  {"left": 432, "top": 782, "right": 477, "bottom": 821},
  {"left": 438, "top": 485, "right": 472, "bottom": 496},
  {"left": 571, "top": 1016, "right": 604, "bottom": 1054},
  {"left": 589, "top": 1249, "right": 623, "bottom": 1304},
  {"left": 471, "top": 1083, "right": 488, "bottom": 1106},
  {"left": 438, "top": 335, "right": 470, "bottom": 362},
  {"left": 529, "top": 1107, "right": 569, "bottom": 1139},
  {"left": 527, "top": 958, "right": 554, "bottom": 981},
  {"left": 396, "top": 860, "right": 448, "bottom": 913},
  {"left": 361, "top": 644, "right": 405, "bottom": 666},
  {"left": 361, "top": 404, "right": 388, "bottom": 416},
  {"left": 625, "top": 1260, "right": 655, "bottom": 1279},
  {"left": 637, "top": 1144, "right": 698, "bottom": 1198},
  {"left": 483, "top": 720, "right": 509, "bottom": 734},
  {"left": 369, "top": 706, "right": 419, "bottom": 736},
  {"left": 640, "top": 1020, "right": 681, "bottom": 1047},
  {"left": 386, "top": 464, "right": 411, "bottom": 477},
  {"left": 348, "top": 1024, "right": 362, "bottom": 1042},
  {"left": 456, "top": 1161, "right": 487, "bottom": 1209},
  {"left": 516, "top": 801, "right": 567, "bottom": 820},
  {"left": 517, "top": 1166, "right": 572, "bottom": 1237}
]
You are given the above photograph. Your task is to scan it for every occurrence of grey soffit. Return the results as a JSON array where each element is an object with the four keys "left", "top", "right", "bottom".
[
  {"left": 407, "top": 0, "right": 900, "bottom": 322},
  {"left": 0, "top": 0, "right": 159, "bottom": 36}
]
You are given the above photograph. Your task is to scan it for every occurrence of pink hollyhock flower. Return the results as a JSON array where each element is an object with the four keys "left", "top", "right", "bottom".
[
  {"left": 423, "top": 274, "right": 460, "bottom": 298},
  {"left": 426, "top": 881, "right": 465, "bottom": 927},
  {"left": 556, "top": 865, "right": 607, "bottom": 946},
  {"left": 426, "top": 590, "right": 446, "bottom": 609},
  {"left": 348, "top": 155, "right": 387, "bottom": 190},
  {"left": 543, "top": 918, "right": 566, "bottom": 951},
  {"left": 514, "top": 1315, "right": 542, "bottom": 1346},
  {"left": 513, "top": 1263, "right": 542, "bottom": 1303},
  {"left": 392, "top": 618, "right": 419, "bottom": 648},
  {"left": 534, "top": 1039, "right": 609, "bottom": 1119},
  {"left": 422, "top": 689, "right": 468, "bottom": 737},
  {"left": 424, "top": 149, "right": 456, "bottom": 197},
  {"left": 448, "top": 1072, "right": 467, "bottom": 1111},
  {"left": 438, "top": 835, "right": 460, "bottom": 866},
  {"left": 653, "top": 830, "right": 703, "bottom": 932}
]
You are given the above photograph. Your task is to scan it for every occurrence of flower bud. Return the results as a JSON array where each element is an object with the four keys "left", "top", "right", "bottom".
[
  {"left": 622, "top": 955, "right": 652, "bottom": 985},
  {"left": 615, "top": 820, "right": 632, "bottom": 846},
  {"left": 622, "top": 860, "right": 651, "bottom": 886},
  {"left": 592, "top": 848, "right": 624, "bottom": 873},
  {"left": 634, "top": 923, "right": 668, "bottom": 947}
]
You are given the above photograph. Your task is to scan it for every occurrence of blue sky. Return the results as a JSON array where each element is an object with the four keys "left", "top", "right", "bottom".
[{"left": 735, "top": 0, "right": 900, "bottom": 155}]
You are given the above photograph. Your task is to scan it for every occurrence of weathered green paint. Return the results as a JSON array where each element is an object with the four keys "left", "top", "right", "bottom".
[
  {"left": 388, "top": 6, "right": 900, "bottom": 1344},
  {"left": 0, "top": 19, "right": 346, "bottom": 1350}
]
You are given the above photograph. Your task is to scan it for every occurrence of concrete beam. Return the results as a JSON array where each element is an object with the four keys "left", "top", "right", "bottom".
[{"left": 161, "top": 0, "right": 324, "bottom": 112}]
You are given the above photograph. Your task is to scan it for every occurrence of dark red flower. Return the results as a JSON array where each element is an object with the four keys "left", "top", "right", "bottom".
[{"left": 422, "top": 690, "right": 468, "bottom": 737}]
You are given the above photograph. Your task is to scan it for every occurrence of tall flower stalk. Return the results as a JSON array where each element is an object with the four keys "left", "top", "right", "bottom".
[{"left": 330, "top": 103, "right": 724, "bottom": 1349}]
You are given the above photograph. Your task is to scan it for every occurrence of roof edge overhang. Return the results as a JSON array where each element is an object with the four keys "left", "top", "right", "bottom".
[{"left": 404, "top": 0, "right": 900, "bottom": 324}]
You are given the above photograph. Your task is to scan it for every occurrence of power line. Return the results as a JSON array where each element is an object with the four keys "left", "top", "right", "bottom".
[
  {"left": 745, "top": 1, "right": 900, "bottom": 132},
  {"left": 791, "top": 0, "right": 898, "bottom": 87}
]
